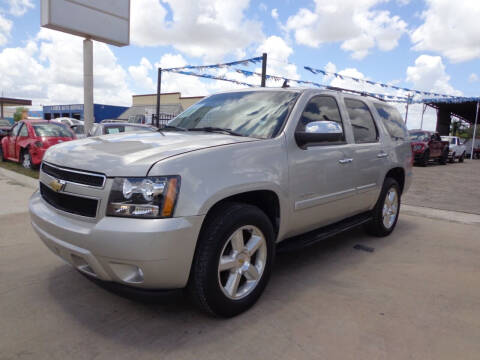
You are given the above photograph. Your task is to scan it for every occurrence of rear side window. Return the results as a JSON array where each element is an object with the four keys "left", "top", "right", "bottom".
[
  {"left": 374, "top": 103, "right": 408, "bottom": 140},
  {"left": 345, "top": 99, "right": 379, "bottom": 143},
  {"left": 33, "top": 123, "right": 73, "bottom": 137},
  {"left": 297, "top": 96, "right": 345, "bottom": 143},
  {"left": 19, "top": 124, "right": 28, "bottom": 136}
]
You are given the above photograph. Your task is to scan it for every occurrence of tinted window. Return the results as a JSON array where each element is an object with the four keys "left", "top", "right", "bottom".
[
  {"left": 169, "top": 91, "right": 300, "bottom": 139},
  {"left": 33, "top": 123, "right": 73, "bottom": 137},
  {"left": 297, "top": 96, "right": 345, "bottom": 143},
  {"left": 409, "top": 131, "right": 430, "bottom": 141},
  {"left": 11, "top": 123, "right": 21, "bottom": 136},
  {"left": 345, "top": 99, "right": 378, "bottom": 143},
  {"left": 374, "top": 103, "right": 408, "bottom": 140},
  {"left": 19, "top": 124, "right": 28, "bottom": 136},
  {"left": 105, "top": 125, "right": 155, "bottom": 135}
]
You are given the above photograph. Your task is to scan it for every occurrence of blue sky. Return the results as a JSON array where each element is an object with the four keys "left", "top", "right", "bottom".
[{"left": 1, "top": 0, "right": 479, "bottom": 129}]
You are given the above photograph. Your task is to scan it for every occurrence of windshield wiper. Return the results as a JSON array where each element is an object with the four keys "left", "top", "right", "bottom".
[
  {"left": 189, "top": 127, "right": 245, "bottom": 137},
  {"left": 159, "top": 125, "right": 187, "bottom": 131}
]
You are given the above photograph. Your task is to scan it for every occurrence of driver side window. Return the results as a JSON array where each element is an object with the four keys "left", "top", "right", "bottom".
[
  {"left": 19, "top": 124, "right": 28, "bottom": 137},
  {"left": 11, "top": 123, "right": 21, "bottom": 136},
  {"left": 297, "top": 96, "right": 345, "bottom": 143}
]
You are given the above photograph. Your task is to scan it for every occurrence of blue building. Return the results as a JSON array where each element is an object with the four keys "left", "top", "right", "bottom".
[{"left": 43, "top": 104, "right": 128, "bottom": 123}]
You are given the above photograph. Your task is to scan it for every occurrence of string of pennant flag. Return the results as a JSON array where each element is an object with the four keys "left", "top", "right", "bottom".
[{"left": 160, "top": 55, "right": 479, "bottom": 104}]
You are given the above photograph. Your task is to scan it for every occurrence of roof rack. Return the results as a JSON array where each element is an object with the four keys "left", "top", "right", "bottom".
[{"left": 323, "top": 85, "right": 387, "bottom": 102}]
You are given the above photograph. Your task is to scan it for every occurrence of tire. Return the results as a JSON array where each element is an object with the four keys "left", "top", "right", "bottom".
[
  {"left": 0, "top": 145, "right": 4, "bottom": 162},
  {"left": 459, "top": 152, "right": 465, "bottom": 163},
  {"left": 187, "top": 202, "right": 275, "bottom": 317},
  {"left": 421, "top": 150, "right": 429, "bottom": 167},
  {"left": 439, "top": 148, "right": 448, "bottom": 165},
  {"left": 21, "top": 148, "right": 33, "bottom": 169},
  {"left": 365, "top": 178, "right": 401, "bottom": 237},
  {"left": 449, "top": 152, "right": 455, "bottom": 163}
]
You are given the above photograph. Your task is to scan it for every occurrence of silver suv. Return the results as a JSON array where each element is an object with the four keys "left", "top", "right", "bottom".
[{"left": 29, "top": 88, "right": 412, "bottom": 317}]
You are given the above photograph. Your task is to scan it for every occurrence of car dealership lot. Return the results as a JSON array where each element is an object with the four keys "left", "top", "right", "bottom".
[{"left": 1, "top": 169, "right": 480, "bottom": 360}]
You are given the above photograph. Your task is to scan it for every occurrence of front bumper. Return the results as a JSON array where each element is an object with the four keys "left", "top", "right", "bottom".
[
  {"left": 30, "top": 147, "right": 46, "bottom": 165},
  {"left": 29, "top": 190, "right": 204, "bottom": 289}
]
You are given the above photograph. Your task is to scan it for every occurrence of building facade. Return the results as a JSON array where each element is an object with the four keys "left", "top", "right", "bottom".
[{"left": 43, "top": 104, "right": 128, "bottom": 123}]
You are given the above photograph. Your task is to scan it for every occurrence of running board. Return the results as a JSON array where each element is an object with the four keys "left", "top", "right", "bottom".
[{"left": 277, "top": 212, "right": 372, "bottom": 252}]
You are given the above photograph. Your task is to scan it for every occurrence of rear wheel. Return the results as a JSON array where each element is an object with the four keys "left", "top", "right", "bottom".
[
  {"left": 0, "top": 145, "right": 4, "bottom": 162},
  {"left": 459, "top": 152, "right": 465, "bottom": 163},
  {"left": 439, "top": 149, "right": 448, "bottom": 165},
  {"left": 21, "top": 149, "right": 33, "bottom": 169},
  {"left": 365, "top": 178, "right": 401, "bottom": 237},
  {"left": 187, "top": 202, "right": 275, "bottom": 317}
]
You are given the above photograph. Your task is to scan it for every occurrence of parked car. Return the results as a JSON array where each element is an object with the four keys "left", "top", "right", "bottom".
[
  {"left": 0, "top": 119, "right": 12, "bottom": 140},
  {"left": 100, "top": 119, "right": 124, "bottom": 124},
  {"left": 29, "top": 88, "right": 412, "bottom": 317},
  {"left": 52, "top": 117, "right": 83, "bottom": 127},
  {"left": 89, "top": 122, "right": 157, "bottom": 136},
  {"left": 409, "top": 130, "right": 449, "bottom": 166},
  {"left": 0, "top": 120, "right": 75, "bottom": 168},
  {"left": 70, "top": 124, "right": 86, "bottom": 139},
  {"left": 464, "top": 138, "right": 480, "bottom": 159},
  {"left": 441, "top": 136, "right": 466, "bottom": 163}
]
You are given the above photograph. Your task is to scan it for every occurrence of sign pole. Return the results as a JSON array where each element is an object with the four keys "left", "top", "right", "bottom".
[
  {"left": 404, "top": 94, "right": 411, "bottom": 124},
  {"left": 156, "top": 68, "right": 162, "bottom": 128},
  {"left": 420, "top": 103, "right": 427, "bottom": 129},
  {"left": 471, "top": 101, "right": 479, "bottom": 160},
  {"left": 83, "top": 39, "right": 94, "bottom": 135},
  {"left": 261, "top": 53, "right": 267, "bottom": 87}
]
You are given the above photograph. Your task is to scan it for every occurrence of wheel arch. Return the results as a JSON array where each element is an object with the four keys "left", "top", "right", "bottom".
[{"left": 384, "top": 167, "right": 405, "bottom": 194}]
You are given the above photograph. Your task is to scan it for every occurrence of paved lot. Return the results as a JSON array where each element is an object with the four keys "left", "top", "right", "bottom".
[
  {"left": 1, "top": 171, "right": 480, "bottom": 360},
  {"left": 404, "top": 159, "right": 480, "bottom": 214}
]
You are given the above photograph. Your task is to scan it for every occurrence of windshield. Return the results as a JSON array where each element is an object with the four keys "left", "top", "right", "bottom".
[
  {"left": 33, "top": 123, "right": 73, "bottom": 137},
  {"left": 0, "top": 120, "right": 10, "bottom": 126},
  {"left": 105, "top": 125, "right": 155, "bottom": 135},
  {"left": 409, "top": 132, "right": 429, "bottom": 141},
  {"left": 168, "top": 91, "right": 300, "bottom": 139}
]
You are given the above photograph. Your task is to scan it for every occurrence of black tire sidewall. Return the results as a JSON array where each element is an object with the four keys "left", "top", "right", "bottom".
[
  {"left": 190, "top": 203, "right": 275, "bottom": 317},
  {"left": 367, "top": 178, "right": 401, "bottom": 237},
  {"left": 422, "top": 150, "right": 429, "bottom": 166}
]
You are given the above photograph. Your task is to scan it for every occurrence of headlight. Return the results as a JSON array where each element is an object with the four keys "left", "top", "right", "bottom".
[{"left": 106, "top": 176, "right": 180, "bottom": 218}]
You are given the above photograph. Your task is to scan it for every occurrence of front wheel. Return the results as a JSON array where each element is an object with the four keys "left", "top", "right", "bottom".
[
  {"left": 365, "top": 178, "right": 401, "bottom": 237},
  {"left": 0, "top": 145, "right": 4, "bottom": 162},
  {"left": 449, "top": 152, "right": 455, "bottom": 163},
  {"left": 187, "top": 203, "right": 275, "bottom": 317},
  {"left": 421, "top": 150, "right": 429, "bottom": 167},
  {"left": 459, "top": 152, "right": 465, "bottom": 163}
]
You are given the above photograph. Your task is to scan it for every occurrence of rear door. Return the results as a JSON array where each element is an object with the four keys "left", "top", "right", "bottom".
[{"left": 344, "top": 98, "right": 387, "bottom": 212}]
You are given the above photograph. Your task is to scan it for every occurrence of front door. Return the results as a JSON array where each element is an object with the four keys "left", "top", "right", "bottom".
[
  {"left": 287, "top": 95, "right": 357, "bottom": 236},
  {"left": 6, "top": 123, "right": 21, "bottom": 160}
]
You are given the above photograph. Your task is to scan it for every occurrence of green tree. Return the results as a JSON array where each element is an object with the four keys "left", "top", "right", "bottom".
[{"left": 13, "top": 107, "right": 28, "bottom": 122}]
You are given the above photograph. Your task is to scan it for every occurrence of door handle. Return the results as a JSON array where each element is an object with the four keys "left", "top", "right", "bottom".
[
  {"left": 377, "top": 152, "right": 388, "bottom": 158},
  {"left": 339, "top": 158, "right": 353, "bottom": 164}
]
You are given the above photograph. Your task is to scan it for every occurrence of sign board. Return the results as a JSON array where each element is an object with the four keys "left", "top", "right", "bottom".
[{"left": 41, "top": 0, "right": 130, "bottom": 46}]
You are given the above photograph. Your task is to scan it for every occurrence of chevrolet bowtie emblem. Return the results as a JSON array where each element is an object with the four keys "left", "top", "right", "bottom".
[{"left": 49, "top": 179, "right": 66, "bottom": 192}]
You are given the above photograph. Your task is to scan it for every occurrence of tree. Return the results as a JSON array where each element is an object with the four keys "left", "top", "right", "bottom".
[{"left": 13, "top": 107, "right": 28, "bottom": 122}]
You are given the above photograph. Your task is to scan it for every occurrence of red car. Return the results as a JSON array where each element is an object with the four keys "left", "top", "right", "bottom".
[
  {"left": 409, "top": 130, "right": 450, "bottom": 166},
  {"left": 0, "top": 120, "right": 75, "bottom": 169}
]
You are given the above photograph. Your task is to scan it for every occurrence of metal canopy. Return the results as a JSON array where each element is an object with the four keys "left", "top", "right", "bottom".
[
  {"left": 0, "top": 97, "right": 32, "bottom": 118},
  {"left": 427, "top": 99, "right": 479, "bottom": 123}
]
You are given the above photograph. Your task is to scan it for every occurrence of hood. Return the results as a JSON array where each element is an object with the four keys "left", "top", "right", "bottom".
[{"left": 43, "top": 131, "right": 258, "bottom": 176}]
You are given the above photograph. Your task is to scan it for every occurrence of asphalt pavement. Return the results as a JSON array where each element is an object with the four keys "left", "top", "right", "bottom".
[{"left": 1, "top": 169, "right": 480, "bottom": 360}]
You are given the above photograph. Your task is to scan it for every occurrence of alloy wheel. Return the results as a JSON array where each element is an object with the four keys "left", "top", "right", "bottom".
[{"left": 382, "top": 187, "right": 399, "bottom": 229}]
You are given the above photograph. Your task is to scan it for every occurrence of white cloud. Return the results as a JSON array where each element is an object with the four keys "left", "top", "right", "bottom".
[
  {"left": 286, "top": 0, "right": 407, "bottom": 59},
  {"left": 131, "top": 0, "right": 264, "bottom": 61},
  {"left": 411, "top": 0, "right": 480, "bottom": 62},
  {"left": 0, "top": 14, "right": 12, "bottom": 46},
  {"left": 128, "top": 57, "right": 155, "bottom": 91},
  {"left": 0, "top": 29, "right": 131, "bottom": 106},
  {"left": 406, "top": 55, "right": 461, "bottom": 96},
  {"left": 396, "top": 0, "right": 410, "bottom": 5},
  {"left": 271, "top": 8, "right": 279, "bottom": 19},
  {"left": 469, "top": 73, "right": 479, "bottom": 83},
  {"left": 6, "top": 0, "right": 34, "bottom": 16}
]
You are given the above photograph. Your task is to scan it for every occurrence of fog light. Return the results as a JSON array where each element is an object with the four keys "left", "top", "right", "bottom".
[{"left": 109, "top": 263, "right": 144, "bottom": 284}]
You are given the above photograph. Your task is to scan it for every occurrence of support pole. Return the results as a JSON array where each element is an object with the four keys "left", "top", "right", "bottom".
[
  {"left": 83, "top": 39, "right": 94, "bottom": 136},
  {"left": 404, "top": 94, "right": 412, "bottom": 124},
  {"left": 0, "top": 102, "right": 3, "bottom": 119},
  {"left": 420, "top": 103, "right": 427, "bottom": 129},
  {"left": 471, "top": 101, "right": 479, "bottom": 160},
  {"left": 156, "top": 68, "right": 162, "bottom": 128},
  {"left": 261, "top": 53, "right": 267, "bottom": 87}
]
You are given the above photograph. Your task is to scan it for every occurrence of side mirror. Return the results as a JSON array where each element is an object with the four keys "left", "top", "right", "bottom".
[{"left": 295, "top": 121, "right": 343, "bottom": 147}]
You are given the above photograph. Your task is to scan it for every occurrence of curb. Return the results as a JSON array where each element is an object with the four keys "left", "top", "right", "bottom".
[
  {"left": 0, "top": 167, "right": 38, "bottom": 189},
  {"left": 402, "top": 204, "right": 480, "bottom": 225}
]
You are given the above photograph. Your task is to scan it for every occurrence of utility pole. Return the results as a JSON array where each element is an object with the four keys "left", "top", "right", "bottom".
[
  {"left": 156, "top": 68, "right": 162, "bottom": 128},
  {"left": 261, "top": 53, "right": 267, "bottom": 87},
  {"left": 83, "top": 39, "right": 94, "bottom": 135},
  {"left": 420, "top": 103, "right": 427, "bottom": 129},
  {"left": 471, "top": 101, "right": 479, "bottom": 160},
  {"left": 404, "top": 94, "right": 412, "bottom": 124}
]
